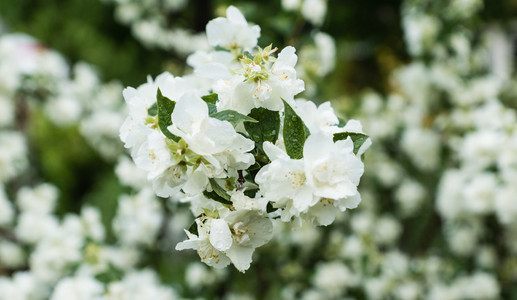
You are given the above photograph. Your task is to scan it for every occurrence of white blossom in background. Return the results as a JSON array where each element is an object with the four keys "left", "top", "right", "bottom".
[
  {"left": 301, "top": 0, "right": 327, "bottom": 27},
  {"left": 113, "top": 188, "right": 163, "bottom": 247},
  {"left": 0, "top": 132, "right": 28, "bottom": 183},
  {"left": 312, "top": 261, "right": 359, "bottom": 297},
  {"left": 104, "top": 270, "right": 179, "bottom": 300},
  {"left": 50, "top": 275, "right": 104, "bottom": 300}
]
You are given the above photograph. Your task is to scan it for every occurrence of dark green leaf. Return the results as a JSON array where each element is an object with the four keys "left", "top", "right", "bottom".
[
  {"left": 282, "top": 100, "right": 307, "bottom": 159},
  {"left": 266, "top": 202, "right": 276, "bottom": 213},
  {"left": 188, "top": 220, "right": 198, "bottom": 236},
  {"left": 243, "top": 188, "right": 258, "bottom": 198},
  {"left": 157, "top": 88, "right": 180, "bottom": 142},
  {"left": 209, "top": 178, "right": 231, "bottom": 201},
  {"left": 244, "top": 108, "right": 280, "bottom": 151},
  {"left": 147, "top": 102, "right": 157, "bottom": 116},
  {"left": 211, "top": 110, "right": 258, "bottom": 127},
  {"left": 201, "top": 93, "right": 218, "bottom": 104},
  {"left": 207, "top": 103, "right": 217, "bottom": 115},
  {"left": 333, "top": 132, "right": 370, "bottom": 155},
  {"left": 203, "top": 190, "right": 233, "bottom": 206},
  {"left": 201, "top": 93, "right": 218, "bottom": 115}
]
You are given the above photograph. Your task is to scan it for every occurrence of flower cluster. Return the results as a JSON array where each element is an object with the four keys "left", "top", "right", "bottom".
[{"left": 120, "top": 6, "right": 370, "bottom": 272}]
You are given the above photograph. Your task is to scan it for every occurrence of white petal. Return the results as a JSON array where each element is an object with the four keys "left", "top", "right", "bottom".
[
  {"left": 209, "top": 219, "right": 233, "bottom": 251},
  {"left": 195, "top": 62, "right": 232, "bottom": 80},
  {"left": 226, "top": 6, "right": 247, "bottom": 24},
  {"left": 226, "top": 245, "right": 254, "bottom": 273},
  {"left": 171, "top": 92, "right": 208, "bottom": 134},
  {"left": 277, "top": 46, "right": 298, "bottom": 68},
  {"left": 310, "top": 201, "right": 337, "bottom": 226},
  {"left": 182, "top": 169, "right": 208, "bottom": 195},
  {"left": 263, "top": 141, "right": 288, "bottom": 161},
  {"left": 339, "top": 192, "right": 362, "bottom": 210},
  {"left": 303, "top": 132, "right": 333, "bottom": 163}
]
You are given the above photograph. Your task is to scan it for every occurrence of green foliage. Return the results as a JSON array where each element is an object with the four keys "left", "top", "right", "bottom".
[
  {"left": 157, "top": 88, "right": 180, "bottom": 142},
  {"left": 244, "top": 108, "right": 280, "bottom": 152},
  {"left": 210, "top": 110, "right": 258, "bottom": 127},
  {"left": 201, "top": 93, "right": 218, "bottom": 115},
  {"left": 203, "top": 178, "right": 233, "bottom": 206},
  {"left": 282, "top": 100, "right": 307, "bottom": 159},
  {"left": 333, "top": 132, "right": 370, "bottom": 155}
]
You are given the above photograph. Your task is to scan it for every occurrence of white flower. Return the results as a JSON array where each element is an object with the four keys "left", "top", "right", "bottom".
[
  {"left": 0, "top": 131, "right": 28, "bottom": 183},
  {"left": 401, "top": 127, "right": 441, "bottom": 171},
  {"left": 215, "top": 46, "right": 304, "bottom": 115},
  {"left": 301, "top": 0, "right": 327, "bottom": 27},
  {"left": 255, "top": 142, "right": 314, "bottom": 222},
  {"left": 0, "top": 240, "right": 25, "bottom": 269},
  {"left": 230, "top": 191, "right": 268, "bottom": 214},
  {"left": 176, "top": 217, "right": 232, "bottom": 269},
  {"left": 50, "top": 275, "right": 104, "bottom": 300},
  {"left": 187, "top": 50, "right": 236, "bottom": 81},
  {"left": 115, "top": 155, "right": 148, "bottom": 189},
  {"left": 220, "top": 210, "right": 273, "bottom": 272},
  {"left": 113, "top": 188, "right": 163, "bottom": 247},
  {"left": 402, "top": 12, "right": 440, "bottom": 56},
  {"left": 304, "top": 133, "right": 364, "bottom": 201},
  {"left": 104, "top": 270, "right": 178, "bottom": 300},
  {"left": 206, "top": 6, "right": 260, "bottom": 50},
  {"left": 256, "top": 133, "right": 363, "bottom": 226},
  {"left": 282, "top": 0, "right": 301, "bottom": 11},
  {"left": 0, "top": 272, "right": 46, "bottom": 300},
  {"left": 185, "top": 262, "right": 219, "bottom": 290},
  {"left": 120, "top": 72, "right": 200, "bottom": 156},
  {"left": 80, "top": 206, "right": 106, "bottom": 242},
  {"left": 312, "top": 261, "right": 358, "bottom": 297},
  {"left": 15, "top": 212, "right": 59, "bottom": 244},
  {"left": 294, "top": 99, "right": 339, "bottom": 136},
  {"left": 16, "top": 183, "right": 58, "bottom": 215},
  {"left": 177, "top": 210, "right": 273, "bottom": 272},
  {"left": 169, "top": 92, "right": 255, "bottom": 172},
  {"left": 462, "top": 172, "right": 498, "bottom": 215}
]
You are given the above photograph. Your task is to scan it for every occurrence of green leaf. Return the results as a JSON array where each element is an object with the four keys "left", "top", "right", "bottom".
[
  {"left": 203, "top": 190, "right": 233, "bottom": 206},
  {"left": 266, "top": 202, "right": 276, "bottom": 213},
  {"left": 333, "top": 132, "right": 370, "bottom": 155},
  {"left": 244, "top": 108, "right": 280, "bottom": 151},
  {"left": 201, "top": 93, "right": 218, "bottom": 104},
  {"left": 244, "top": 188, "right": 258, "bottom": 198},
  {"left": 209, "top": 178, "right": 231, "bottom": 201},
  {"left": 202, "top": 178, "right": 233, "bottom": 206},
  {"left": 157, "top": 88, "right": 180, "bottom": 142},
  {"left": 187, "top": 218, "right": 199, "bottom": 236},
  {"left": 147, "top": 102, "right": 158, "bottom": 116},
  {"left": 282, "top": 100, "right": 307, "bottom": 159},
  {"left": 201, "top": 93, "right": 218, "bottom": 115},
  {"left": 211, "top": 110, "right": 258, "bottom": 127}
]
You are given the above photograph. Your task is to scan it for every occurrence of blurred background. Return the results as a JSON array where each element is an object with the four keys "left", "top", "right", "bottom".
[{"left": 1, "top": 0, "right": 517, "bottom": 299}]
